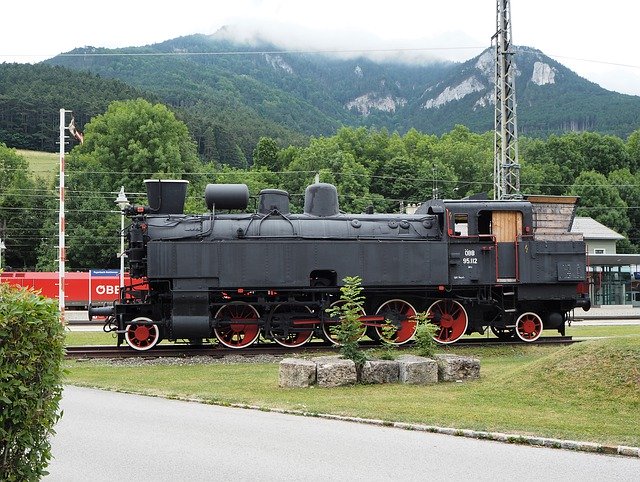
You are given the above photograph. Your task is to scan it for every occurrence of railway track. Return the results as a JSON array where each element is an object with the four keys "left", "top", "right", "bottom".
[{"left": 66, "top": 336, "right": 577, "bottom": 359}]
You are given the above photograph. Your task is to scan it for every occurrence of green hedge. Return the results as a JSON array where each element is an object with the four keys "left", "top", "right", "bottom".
[{"left": 0, "top": 283, "right": 65, "bottom": 481}]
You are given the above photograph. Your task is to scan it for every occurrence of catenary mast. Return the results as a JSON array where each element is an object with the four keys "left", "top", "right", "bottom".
[{"left": 493, "top": 0, "right": 521, "bottom": 200}]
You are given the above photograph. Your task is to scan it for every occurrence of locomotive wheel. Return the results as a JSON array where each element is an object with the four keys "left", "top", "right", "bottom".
[
  {"left": 427, "top": 299, "right": 468, "bottom": 344},
  {"left": 124, "top": 317, "right": 160, "bottom": 351},
  {"left": 515, "top": 312, "right": 543, "bottom": 342},
  {"left": 374, "top": 299, "right": 417, "bottom": 345},
  {"left": 322, "top": 300, "right": 367, "bottom": 346},
  {"left": 214, "top": 302, "right": 261, "bottom": 349},
  {"left": 490, "top": 326, "right": 516, "bottom": 340},
  {"left": 269, "top": 305, "right": 315, "bottom": 348}
]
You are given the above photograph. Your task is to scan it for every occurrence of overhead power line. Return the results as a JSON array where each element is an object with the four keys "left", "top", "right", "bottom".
[
  {"left": 2, "top": 44, "right": 637, "bottom": 70},
  {"left": 3, "top": 45, "right": 488, "bottom": 59}
]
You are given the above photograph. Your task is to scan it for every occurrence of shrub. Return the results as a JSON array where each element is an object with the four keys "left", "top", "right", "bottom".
[
  {"left": 0, "top": 284, "right": 65, "bottom": 480},
  {"left": 377, "top": 320, "right": 399, "bottom": 360},
  {"left": 413, "top": 311, "right": 439, "bottom": 357},
  {"left": 325, "top": 276, "right": 368, "bottom": 366}
]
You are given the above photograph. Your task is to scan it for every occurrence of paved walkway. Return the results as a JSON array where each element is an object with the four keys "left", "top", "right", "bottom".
[
  {"left": 577, "top": 305, "right": 640, "bottom": 317},
  {"left": 571, "top": 304, "right": 640, "bottom": 325},
  {"left": 45, "top": 386, "right": 639, "bottom": 481}
]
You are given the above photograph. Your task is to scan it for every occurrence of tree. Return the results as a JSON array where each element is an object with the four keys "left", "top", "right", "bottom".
[
  {"left": 371, "top": 155, "right": 430, "bottom": 209},
  {"left": 608, "top": 168, "right": 640, "bottom": 251},
  {"left": 0, "top": 144, "right": 49, "bottom": 270},
  {"left": 571, "top": 171, "right": 631, "bottom": 237},
  {"left": 252, "top": 136, "right": 280, "bottom": 171},
  {"left": 37, "top": 99, "right": 202, "bottom": 270},
  {"left": 282, "top": 136, "right": 343, "bottom": 210},
  {"left": 535, "top": 133, "right": 586, "bottom": 188},
  {"left": 520, "top": 161, "right": 565, "bottom": 196},
  {"left": 325, "top": 276, "right": 368, "bottom": 367},
  {"left": 627, "top": 129, "right": 640, "bottom": 172},
  {"left": 71, "top": 98, "right": 199, "bottom": 190},
  {"left": 433, "top": 126, "right": 492, "bottom": 197},
  {"left": 579, "top": 132, "right": 630, "bottom": 175},
  {"left": 331, "top": 155, "right": 379, "bottom": 214}
]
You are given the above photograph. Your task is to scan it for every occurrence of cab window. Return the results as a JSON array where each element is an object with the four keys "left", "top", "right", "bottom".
[{"left": 453, "top": 213, "right": 468, "bottom": 236}]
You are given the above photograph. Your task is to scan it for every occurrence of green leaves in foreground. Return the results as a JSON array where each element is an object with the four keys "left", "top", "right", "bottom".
[
  {"left": 0, "top": 284, "right": 66, "bottom": 481},
  {"left": 326, "top": 276, "right": 368, "bottom": 366},
  {"left": 412, "top": 311, "right": 439, "bottom": 358}
]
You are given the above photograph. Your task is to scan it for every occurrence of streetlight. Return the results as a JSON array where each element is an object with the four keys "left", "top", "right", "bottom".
[{"left": 114, "top": 187, "right": 129, "bottom": 294}]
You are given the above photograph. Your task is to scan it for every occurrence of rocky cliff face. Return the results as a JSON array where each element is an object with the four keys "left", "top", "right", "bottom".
[
  {"left": 419, "top": 47, "right": 559, "bottom": 111},
  {"left": 422, "top": 77, "right": 485, "bottom": 110},
  {"left": 336, "top": 45, "right": 612, "bottom": 137},
  {"left": 531, "top": 61, "right": 556, "bottom": 85},
  {"left": 340, "top": 47, "right": 565, "bottom": 118},
  {"left": 345, "top": 93, "right": 407, "bottom": 116},
  {"left": 264, "top": 54, "right": 294, "bottom": 74}
]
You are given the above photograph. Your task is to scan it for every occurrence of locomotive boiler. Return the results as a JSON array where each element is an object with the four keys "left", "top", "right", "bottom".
[{"left": 92, "top": 179, "right": 590, "bottom": 350}]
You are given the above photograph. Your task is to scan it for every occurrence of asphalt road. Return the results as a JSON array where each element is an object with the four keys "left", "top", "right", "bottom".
[{"left": 45, "top": 386, "right": 639, "bottom": 481}]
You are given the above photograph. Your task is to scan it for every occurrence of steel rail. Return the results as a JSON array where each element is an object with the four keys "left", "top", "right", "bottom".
[{"left": 65, "top": 336, "right": 577, "bottom": 359}]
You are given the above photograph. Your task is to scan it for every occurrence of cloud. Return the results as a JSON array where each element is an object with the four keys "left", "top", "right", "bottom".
[
  {"left": 578, "top": 67, "right": 640, "bottom": 97},
  {"left": 211, "top": 21, "right": 486, "bottom": 65}
]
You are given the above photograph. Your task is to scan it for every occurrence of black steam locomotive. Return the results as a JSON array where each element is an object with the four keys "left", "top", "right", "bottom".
[{"left": 92, "top": 180, "right": 590, "bottom": 351}]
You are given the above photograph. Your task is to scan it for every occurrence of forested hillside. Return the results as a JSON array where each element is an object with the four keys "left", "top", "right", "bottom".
[
  {"left": 2, "top": 32, "right": 639, "bottom": 166},
  {"left": 46, "top": 33, "right": 640, "bottom": 142},
  {"left": 0, "top": 62, "right": 308, "bottom": 165},
  {"left": 0, "top": 64, "right": 148, "bottom": 151}
]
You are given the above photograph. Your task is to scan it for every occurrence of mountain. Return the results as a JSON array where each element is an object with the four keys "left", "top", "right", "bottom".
[
  {"left": 46, "top": 33, "right": 640, "bottom": 137},
  {"left": 424, "top": 46, "right": 640, "bottom": 137},
  {"left": 2, "top": 31, "right": 639, "bottom": 162}
]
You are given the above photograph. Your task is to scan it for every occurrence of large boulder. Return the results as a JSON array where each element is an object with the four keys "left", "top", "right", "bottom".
[
  {"left": 360, "top": 360, "right": 399, "bottom": 384},
  {"left": 397, "top": 355, "right": 438, "bottom": 384},
  {"left": 434, "top": 354, "right": 480, "bottom": 382},
  {"left": 278, "top": 358, "right": 317, "bottom": 388},
  {"left": 312, "top": 356, "right": 357, "bottom": 387}
]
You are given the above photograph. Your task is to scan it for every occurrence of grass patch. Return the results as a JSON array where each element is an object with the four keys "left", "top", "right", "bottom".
[
  {"left": 65, "top": 330, "right": 118, "bottom": 346},
  {"left": 17, "top": 149, "right": 58, "bottom": 180},
  {"left": 64, "top": 338, "right": 640, "bottom": 447},
  {"left": 566, "top": 324, "right": 640, "bottom": 339},
  {"left": 465, "top": 323, "right": 640, "bottom": 340}
]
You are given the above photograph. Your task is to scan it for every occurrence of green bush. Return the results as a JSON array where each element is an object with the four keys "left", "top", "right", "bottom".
[
  {"left": 413, "top": 311, "right": 439, "bottom": 357},
  {"left": 325, "top": 276, "right": 368, "bottom": 367},
  {"left": 0, "top": 283, "right": 65, "bottom": 480}
]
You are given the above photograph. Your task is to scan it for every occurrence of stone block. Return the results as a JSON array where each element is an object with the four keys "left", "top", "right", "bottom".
[
  {"left": 360, "top": 359, "right": 399, "bottom": 384},
  {"left": 278, "top": 358, "right": 316, "bottom": 388},
  {"left": 434, "top": 354, "right": 480, "bottom": 382},
  {"left": 397, "top": 355, "right": 438, "bottom": 384},
  {"left": 312, "top": 356, "right": 357, "bottom": 387}
]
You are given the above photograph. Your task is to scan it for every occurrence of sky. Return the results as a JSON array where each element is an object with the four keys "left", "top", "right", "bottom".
[{"left": 2, "top": 0, "right": 640, "bottom": 95}]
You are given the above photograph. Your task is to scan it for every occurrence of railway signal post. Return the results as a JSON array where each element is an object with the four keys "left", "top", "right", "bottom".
[{"left": 59, "top": 108, "right": 73, "bottom": 323}]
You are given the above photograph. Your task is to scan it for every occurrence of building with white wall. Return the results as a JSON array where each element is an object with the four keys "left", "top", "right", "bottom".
[{"left": 571, "top": 217, "right": 640, "bottom": 306}]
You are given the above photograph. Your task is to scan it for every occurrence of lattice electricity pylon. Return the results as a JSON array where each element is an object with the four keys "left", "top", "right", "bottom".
[{"left": 493, "top": 0, "right": 521, "bottom": 200}]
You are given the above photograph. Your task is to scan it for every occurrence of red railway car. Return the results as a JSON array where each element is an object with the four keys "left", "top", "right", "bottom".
[{"left": 0, "top": 270, "right": 128, "bottom": 308}]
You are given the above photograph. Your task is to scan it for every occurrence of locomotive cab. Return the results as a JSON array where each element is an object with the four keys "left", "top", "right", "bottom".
[
  {"left": 418, "top": 197, "right": 588, "bottom": 341},
  {"left": 443, "top": 200, "right": 532, "bottom": 284}
]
